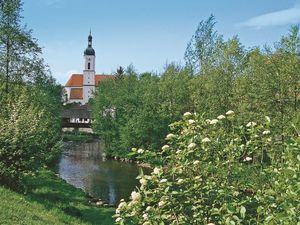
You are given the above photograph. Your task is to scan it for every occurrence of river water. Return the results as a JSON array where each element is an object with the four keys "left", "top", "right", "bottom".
[{"left": 58, "top": 141, "right": 148, "bottom": 205}]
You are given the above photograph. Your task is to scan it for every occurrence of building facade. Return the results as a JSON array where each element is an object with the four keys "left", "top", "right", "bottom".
[{"left": 64, "top": 32, "right": 113, "bottom": 104}]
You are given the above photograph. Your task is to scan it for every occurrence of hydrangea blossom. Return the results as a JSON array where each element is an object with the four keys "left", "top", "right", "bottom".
[
  {"left": 115, "top": 217, "right": 122, "bottom": 223},
  {"left": 243, "top": 157, "right": 252, "bottom": 162},
  {"left": 246, "top": 122, "right": 257, "bottom": 127},
  {"left": 176, "top": 150, "right": 182, "bottom": 154},
  {"left": 142, "top": 213, "right": 148, "bottom": 220},
  {"left": 162, "top": 145, "right": 170, "bottom": 150},
  {"left": 188, "top": 143, "right": 196, "bottom": 149},
  {"left": 139, "top": 178, "right": 147, "bottom": 186},
  {"left": 193, "top": 160, "right": 200, "bottom": 165},
  {"left": 217, "top": 115, "right": 226, "bottom": 120},
  {"left": 153, "top": 167, "right": 161, "bottom": 175},
  {"left": 137, "top": 148, "right": 144, "bottom": 154},
  {"left": 131, "top": 191, "right": 141, "bottom": 201},
  {"left": 183, "top": 112, "right": 192, "bottom": 117},
  {"left": 188, "top": 119, "right": 196, "bottom": 124},
  {"left": 205, "top": 119, "right": 211, "bottom": 123},
  {"left": 158, "top": 201, "right": 166, "bottom": 207},
  {"left": 202, "top": 137, "right": 211, "bottom": 143},
  {"left": 177, "top": 178, "right": 184, "bottom": 184},
  {"left": 209, "top": 119, "right": 218, "bottom": 125},
  {"left": 166, "top": 133, "right": 176, "bottom": 140},
  {"left": 225, "top": 110, "right": 234, "bottom": 116}
]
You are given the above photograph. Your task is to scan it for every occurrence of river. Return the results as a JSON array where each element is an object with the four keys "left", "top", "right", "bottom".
[{"left": 58, "top": 141, "right": 148, "bottom": 205}]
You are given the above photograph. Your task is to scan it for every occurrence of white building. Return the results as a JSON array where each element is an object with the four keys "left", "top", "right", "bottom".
[{"left": 64, "top": 32, "right": 113, "bottom": 104}]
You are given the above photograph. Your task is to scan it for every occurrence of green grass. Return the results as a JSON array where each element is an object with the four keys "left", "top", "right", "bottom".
[{"left": 0, "top": 170, "right": 115, "bottom": 225}]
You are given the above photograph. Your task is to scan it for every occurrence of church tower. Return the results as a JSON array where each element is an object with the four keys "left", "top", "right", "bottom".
[{"left": 83, "top": 31, "right": 96, "bottom": 104}]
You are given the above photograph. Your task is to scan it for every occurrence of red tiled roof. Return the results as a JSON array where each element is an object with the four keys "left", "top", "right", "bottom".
[
  {"left": 95, "top": 75, "right": 114, "bottom": 86},
  {"left": 70, "top": 88, "right": 83, "bottom": 99},
  {"left": 65, "top": 74, "right": 114, "bottom": 87},
  {"left": 65, "top": 74, "right": 83, "bottom": 87}
]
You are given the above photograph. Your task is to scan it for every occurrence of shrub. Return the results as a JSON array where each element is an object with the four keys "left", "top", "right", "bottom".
[
  {"left": 115, "top": 111, "right": 300, "bottom": 224},
  {"left": 0, "top": 88, "right": 61, "bottom": 189}
]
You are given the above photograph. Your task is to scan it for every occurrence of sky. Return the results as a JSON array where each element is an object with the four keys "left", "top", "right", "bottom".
[{"left": 22, "top": 0, "right": 300, "bottom": 84}]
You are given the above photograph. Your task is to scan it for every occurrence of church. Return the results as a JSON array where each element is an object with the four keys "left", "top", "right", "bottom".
[{"left": 64, "top": 32, "right": 113, "bottom": 104}]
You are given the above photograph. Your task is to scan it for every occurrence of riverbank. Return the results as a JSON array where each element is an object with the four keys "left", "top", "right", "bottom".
[
  {"left": 0, "top": 169, "right": 114, "bottom": 225},
  {"left": 62, "top": 131, "right": 98, "bottom": 142}
]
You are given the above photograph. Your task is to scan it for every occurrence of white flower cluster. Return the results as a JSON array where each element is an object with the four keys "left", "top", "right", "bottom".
[
  {"left": 131, "top": 191, "right": 141, "bottom": 202},
  {"left": 166, "top": 133, "right": 176, "bottom": 140},
  {"left": 162, "top": 145, "right": 170, "bottom": 150},
  {"left": 201, "top": 137, "right": 210, "bottom": 143},
  {"left": 243, "top": 156, "right": 252, "bottom": 162},
  {"left": 188, "top": 143, "right": 196, "bottom": 149},
  {"left": 246, "top": 121, "right": 257, "bottom": 127},
  {"left": 217, "top": 115, "right": 225, "bottom": 120},
  {"left": 153, "top": 167, "right": 161, "bottom": 175},
  {"left": 139, "top": 178, "right": 148, "bottom": 186},
  {"left": 193, "top": 160, "right": 200, "bottom": 165},
  {"left": 183, "top": 112, "right": 192, "bottom": 117},
  {"left": 209, "top": 119, "right": 218, "bottom": 125},
  {"left": 137, "top": 148, "right": 144, "bottom": 154},
  {"left": 225, "top": 110, "right": 234, "bottom": 116},
  {"left": 188, "top": 119, "right": 196, "bottom": 125}
]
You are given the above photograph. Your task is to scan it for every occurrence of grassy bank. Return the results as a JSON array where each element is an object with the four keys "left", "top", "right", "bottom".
[
  {"left": 62, "top": 131, "right": 97, "bottom": 142},
  {"left": 0, "top": 169, "right": 114, "bottom": 225}
]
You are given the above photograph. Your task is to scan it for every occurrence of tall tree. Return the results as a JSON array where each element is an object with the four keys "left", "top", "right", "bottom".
[
  {"left": 0, "top": 0, "right": 42, "bottom": 94},
  {"left": 184, "top": 15, "right": 223, "bottom": 75},
  {"left": 115, "top": 66, "right": 125, "bottom": 80}
]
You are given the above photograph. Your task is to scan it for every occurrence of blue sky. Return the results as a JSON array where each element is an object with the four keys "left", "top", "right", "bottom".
[{"left": 23, "top": 0, "right": 299, "bottom": 84}]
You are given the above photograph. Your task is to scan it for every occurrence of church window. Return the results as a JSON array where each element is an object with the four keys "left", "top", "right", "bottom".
[{"left": 88, "top": 62, "right": 90, "bottom": 69}]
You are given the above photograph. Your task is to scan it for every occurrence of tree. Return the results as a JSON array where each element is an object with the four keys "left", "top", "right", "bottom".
[
  {"left": 184, "top": 14, "right": 223, "bottom": 75},
  {"left": 0, "top": 0, "right": 62, "bottom": 189},
  {"left": 0, "top": 0, "right": 42, "bottom": 94},
  {"left": 115, "top": 66, "right": 125, "bottom": 80}
]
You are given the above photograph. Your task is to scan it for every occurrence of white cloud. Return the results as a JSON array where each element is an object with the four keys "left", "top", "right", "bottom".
[{"left": 240, "top": 6, "right": 300, "bottom": 29}]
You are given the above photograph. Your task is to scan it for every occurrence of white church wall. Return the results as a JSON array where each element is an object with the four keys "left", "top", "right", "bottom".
[{"left": 83, "top": 85, "right": 95, "bottom": 104}]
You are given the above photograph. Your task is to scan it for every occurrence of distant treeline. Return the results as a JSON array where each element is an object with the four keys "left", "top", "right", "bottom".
[{"left": 92, "top": 16, "right": 299, "bottom": 158}]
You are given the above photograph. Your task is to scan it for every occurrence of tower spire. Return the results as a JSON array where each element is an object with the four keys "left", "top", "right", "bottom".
[
  {"left": 88, "top": 30, "right": 92, "bottom": 48},
  {"left": 84, "top": 31, "right": 95, "bottom": 56}
]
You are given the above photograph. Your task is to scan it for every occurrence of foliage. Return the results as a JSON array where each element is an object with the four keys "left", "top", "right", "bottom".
[
  {"left": 92, "top": 64, "right": 192, "bottom": 158},
  {"left": 115, "top": 112, "right": 300, "bottom": 224},
  {"left": 184, "top": 14, "right": 223, "bottom": 74},
  {"left": 0, "top": 0, "right": 62, "bottom": 189},
  {"left": 92, "top": 23, "right": 299, "bottom": 160},
  {"left": 0, "top": 0, "right": 44, "bottom": 91},
  {"left": 0, "top": 84, "right": 62, "bottom": 188},
  {"left": 62, "top": 131, "right": 96, "bottom": 143}
]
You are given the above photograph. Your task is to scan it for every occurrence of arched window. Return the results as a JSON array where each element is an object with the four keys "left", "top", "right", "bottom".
[{"left": 88, "top": 62, "right": 90, "bottom": 69}]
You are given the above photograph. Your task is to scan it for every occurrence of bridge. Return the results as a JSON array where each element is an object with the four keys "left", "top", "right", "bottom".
[{"left": 61, "top": 105, "right": 92, "bottom": 128}]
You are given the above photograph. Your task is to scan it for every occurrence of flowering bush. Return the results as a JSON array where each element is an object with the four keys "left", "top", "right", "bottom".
[
  {"left": 0, "top": 87, "right": 61, "bottom": 189},
  {"left": 115, "top": 111, "right": 300, "bottom": 224}
]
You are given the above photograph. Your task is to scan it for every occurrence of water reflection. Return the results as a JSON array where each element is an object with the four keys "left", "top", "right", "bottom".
[{"left": 58, "top": 141, "right": 148, "bottom": 205}]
